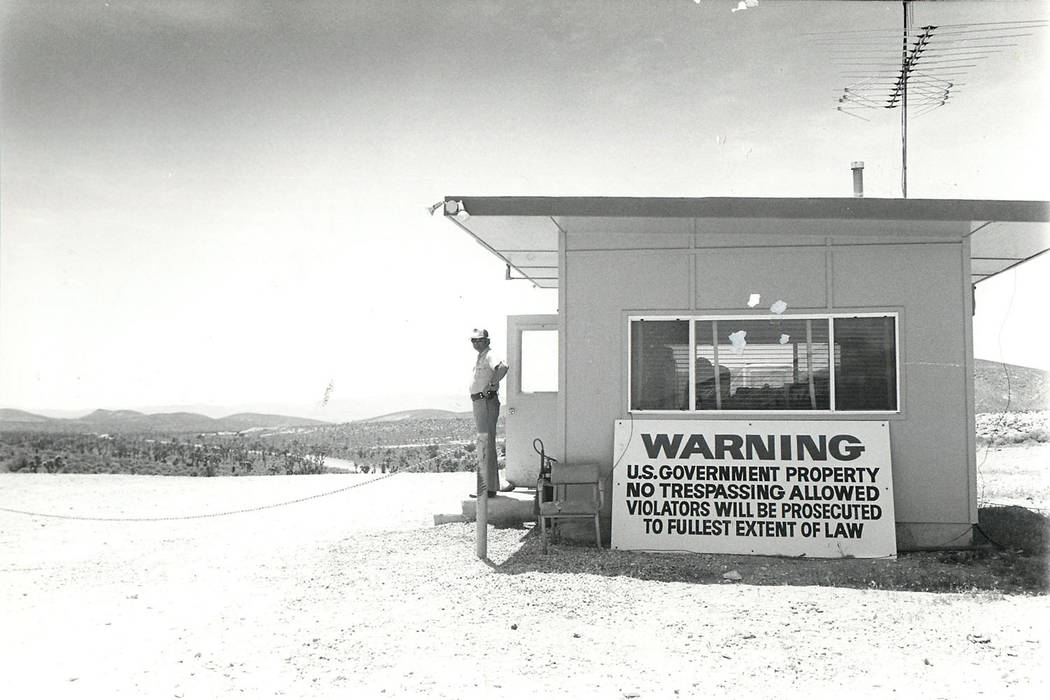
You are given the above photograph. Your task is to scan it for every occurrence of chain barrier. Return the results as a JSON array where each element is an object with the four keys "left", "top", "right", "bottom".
[{"left": 0, "top": 447, "right": 463, "bottom": 522}]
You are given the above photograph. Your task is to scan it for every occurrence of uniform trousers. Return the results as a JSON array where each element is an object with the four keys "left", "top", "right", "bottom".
[{"left": 472, "top": 395, "right": 500, "bottom": 493}]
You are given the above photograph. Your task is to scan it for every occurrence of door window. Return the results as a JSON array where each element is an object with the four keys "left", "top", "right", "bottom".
[{"left": 520, "top": 329, "right": 558, "bottom": 393}]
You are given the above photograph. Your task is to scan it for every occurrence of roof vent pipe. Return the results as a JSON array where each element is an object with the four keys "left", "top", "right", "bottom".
[{"left": 851, "top": 161, "right": 864, "bottom": 198}]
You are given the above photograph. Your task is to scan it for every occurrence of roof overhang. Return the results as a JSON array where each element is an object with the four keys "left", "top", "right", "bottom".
[{"left": 442, "top": 196, "right": 1049, "bottom": 289}]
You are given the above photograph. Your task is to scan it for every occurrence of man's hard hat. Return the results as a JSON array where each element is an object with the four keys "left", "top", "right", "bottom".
[{"left": 470, "top": 328, "right": 489, "bottom": 340}]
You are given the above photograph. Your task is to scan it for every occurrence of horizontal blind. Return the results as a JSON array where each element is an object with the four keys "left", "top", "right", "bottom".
[
  {"left": 630, "top": 320, "right": 689, "bottom": 410},
  {"left": 695, "top": 319, "right": 830, "bottom": 410}
]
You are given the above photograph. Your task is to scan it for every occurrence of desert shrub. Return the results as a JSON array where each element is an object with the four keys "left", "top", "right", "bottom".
[
  {"left": 976, "top": 410, "right": 1050, "bottom": 445},
  {"left": 0, "top": 417, "right": 490, "bottom": 477},
  {"left": 3, "top": 455, "right": 29, "bottom": 472},
  {"left": 978, "top": 505, "right": 1050, "bottom": 556}
]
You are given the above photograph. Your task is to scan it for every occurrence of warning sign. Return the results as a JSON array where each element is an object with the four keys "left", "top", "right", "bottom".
[{"left": 611, "top": 420, "right": 896, "bottom": 558}]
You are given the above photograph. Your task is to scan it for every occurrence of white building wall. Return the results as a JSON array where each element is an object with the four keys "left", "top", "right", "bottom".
[
  {"left": 560, "top": 220, "right": 975, "bottom": 549},
  {"left": 831, "top": 242, "right": 973, "bottom": 529}
]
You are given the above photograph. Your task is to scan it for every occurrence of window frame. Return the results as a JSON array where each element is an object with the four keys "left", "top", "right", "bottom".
[{"left": 627, "top": 312, "right": 900, "bottom": 415}]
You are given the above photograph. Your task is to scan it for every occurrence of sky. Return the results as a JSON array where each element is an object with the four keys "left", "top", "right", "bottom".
[{"left": 1, "top": 0, "right": 1047, "bottom": 421}]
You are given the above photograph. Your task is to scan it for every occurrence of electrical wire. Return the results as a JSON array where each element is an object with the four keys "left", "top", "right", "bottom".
[
  {"left": 917, "top": 525, "right": 985, "bottom": 550},
  {"left": 611, "top": 410, "right": 635, "bottom": 473},
  {"left": 975, "top": 269, "right": 1017, "bottom": 509},
  {"left": 971, "top": 523, "right": 1007, "bottom": 550}
]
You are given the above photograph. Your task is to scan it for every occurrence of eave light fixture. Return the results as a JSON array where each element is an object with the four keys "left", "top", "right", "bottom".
[
  {"left": 451, "top": 200, "right": 470, "bottom": 221},
  {"left": 426, "top": 199, "right": 470, "bottom": 220}
]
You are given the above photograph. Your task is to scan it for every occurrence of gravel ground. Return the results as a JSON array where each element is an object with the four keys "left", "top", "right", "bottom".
[{"left": 1, "top": 470, "right": 1047, "bottom": 699}]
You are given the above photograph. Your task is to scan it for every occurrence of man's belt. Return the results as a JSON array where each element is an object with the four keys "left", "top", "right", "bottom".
[{"left": 471, "top": 390, "right": 497, "bottom": 401}]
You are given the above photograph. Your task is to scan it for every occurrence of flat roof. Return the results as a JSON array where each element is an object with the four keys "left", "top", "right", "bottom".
[
  {"left": 446, "top": 196, "right": 1049, "bottom": 221},
  {"left": 443, "top": 196, "right": 1049, "bottom": 288}
]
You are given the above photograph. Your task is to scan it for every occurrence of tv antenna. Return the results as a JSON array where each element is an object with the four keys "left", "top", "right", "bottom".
[{"left": 815, "top": 1, "right": 1046, "bottom": 197}]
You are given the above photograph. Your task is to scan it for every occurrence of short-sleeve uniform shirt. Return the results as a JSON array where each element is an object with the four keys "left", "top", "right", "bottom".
[{"left": 470, "top": 348, "right": 504, "bottom": 394}]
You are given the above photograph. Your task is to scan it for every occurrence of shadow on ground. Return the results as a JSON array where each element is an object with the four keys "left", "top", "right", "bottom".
[{"left": 493, "top": 506, "right": 1048, "bottom": 595}]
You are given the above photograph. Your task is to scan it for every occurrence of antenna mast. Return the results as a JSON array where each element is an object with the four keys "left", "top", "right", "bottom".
[
  {"left": 901, "top": 1, "right": 913, "bottom": 197},
  {"left": 826, "top": 6, "right": 1046, "bottom": 197}
]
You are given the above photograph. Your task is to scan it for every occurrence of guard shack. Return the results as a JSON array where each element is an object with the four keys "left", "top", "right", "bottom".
[{"left": 444, "top": 197, "right": 1048, "bottom": 553}]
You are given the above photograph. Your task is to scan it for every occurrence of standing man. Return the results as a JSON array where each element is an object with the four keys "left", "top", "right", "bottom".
[{"left": 469, "top": 328, "right": 508, "bottom": 498}]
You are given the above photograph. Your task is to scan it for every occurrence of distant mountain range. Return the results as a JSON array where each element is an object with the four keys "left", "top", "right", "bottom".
[
  {"left": 0, "top": 408, "right": 330, "bottom": 433},
  {"left": 361, "top": 409, "right": 471, "bottom": 422},
  {"left": 1, "top": 361, "right": 1044, "bottom": 433},
  {"left": 0, "top": 406, "right": 476, "bottom": 433}
]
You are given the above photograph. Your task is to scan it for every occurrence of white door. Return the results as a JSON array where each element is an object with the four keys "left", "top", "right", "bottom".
[{"left": 504, "top": 314, "right": 559, "bottom": 488}]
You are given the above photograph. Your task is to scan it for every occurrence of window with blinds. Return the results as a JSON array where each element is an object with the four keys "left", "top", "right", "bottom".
[
  {"left": 629, "top": 314, "right": 898, "bottom": 413},
  {"left": 833, "top": 316, "right": 898, "bottom": 411},
  {"left": 630, "top": 319, "right": 689, "bottom": 410}
]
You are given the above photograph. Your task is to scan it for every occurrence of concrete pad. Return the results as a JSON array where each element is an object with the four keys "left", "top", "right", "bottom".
[
  {"left": 453, "top": 488, "right": 536, "bottom": 527},
  {"left": 432, "top": 513, "right": 470, "bottom": 525}
]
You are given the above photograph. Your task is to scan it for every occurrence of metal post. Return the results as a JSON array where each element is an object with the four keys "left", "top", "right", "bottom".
[
  {"left": 902, "top": 0, "right": 913, "bottom": 198},
  {"left": 476, "top": 433, "right": 488, "bottom": 559},
  {"left": 711, "top": 320, "right": 722, "bottom": 410},
  {"left": 806, "top": 319, "right": 816, "bottom": 409}
]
